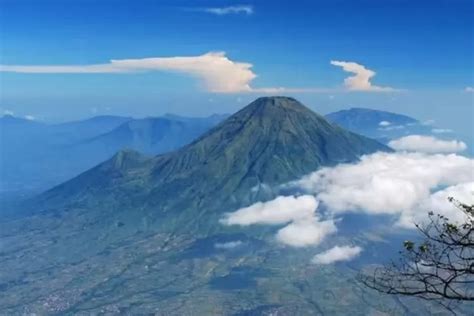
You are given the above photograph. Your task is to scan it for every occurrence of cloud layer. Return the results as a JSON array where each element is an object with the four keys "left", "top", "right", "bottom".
[
  {"left": 388, "top": 135, "right": 467, "bottom": 153},
  {"left": 222, "top": 151, "right": 472, "bottom": 260},
  {"left": 312, "top": 245, "right": 362, "bottom": 264},
  {"left": 330, "top": 60, "right": 395, "bottom": 91},
  {"left": 290, "top": 152, "right": 474, "bottom": 227}
]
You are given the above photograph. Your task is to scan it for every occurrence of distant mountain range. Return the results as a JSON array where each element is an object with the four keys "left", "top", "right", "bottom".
[
  {"left": 326, "top": 108, "right": 474, "bottom": 156},
  {"left": 0, "top": 114, "right": 227, "bottom": 193},
  {"left": 325, "top": 107, "right": 433, "bottom": 143},
  {"left": 0, "top": 105, "right": 443, "bottom": 195}
]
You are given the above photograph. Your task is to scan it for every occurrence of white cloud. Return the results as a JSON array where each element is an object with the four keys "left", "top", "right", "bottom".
[
  {"left": 202, "top": 5, "right": 253, "bottom": 15},
  {"left": 0, "top": 52, "right": 257, "bottom": 93},
  {"left": 3, "top": 110, "right": 14, "bottom": 116},
  {"left": 214, "top": 241, "right": 243, "bottom": 249},
  {"left": 431, "top": 128, "right": 453, "bottom": 134},
  {"left": 221, "top": 195, "right": 338, "bottom": 247},
  {"left": 397, "top": 182, "right": 474, "bottom": 227},
  {"left": 330, "top": 60, "right": 395, "bottom": 92},
  {"left": 419, "top": 182, "right": 474, "bottom": 222},
  {"left": 24, "top": 115, "right": 36, "bottom": 121},
  {"left": 276, "top": 218, "right": 337, "bottom": 247},
  {"left": 388, "top": 135, "right": 467, "bottom": 153},
  {"left": 312, "top": 245, "right": 362, "bottom": 264},
  {"left": 289, "top": 152, "right": 474, "bottom": 227},
  {"left": 1, "top": 53, "right": 396, "bottom": 94},
  {"left": 379, "top": 121, "right": 391, "bottom": 126},
  {"left": 465, "top": 86, "right": 474, "bottom": 92},
  {"left": 220, "top": 195, "right": 317, "bottom": 226}
]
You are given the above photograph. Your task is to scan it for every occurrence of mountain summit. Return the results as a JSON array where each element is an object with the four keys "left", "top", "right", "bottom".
[{"left": 38, "top": 97, "right": 390, "bottom": 230}]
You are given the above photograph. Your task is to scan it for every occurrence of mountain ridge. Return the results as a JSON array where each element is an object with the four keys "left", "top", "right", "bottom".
[{"left": 36, "top": 97, "right": 390, "bottom": 232}]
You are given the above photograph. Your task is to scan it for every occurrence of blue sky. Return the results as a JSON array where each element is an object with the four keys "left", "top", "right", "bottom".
[{"left": 0, "top": 0, "right": 472, "bottom": 140}]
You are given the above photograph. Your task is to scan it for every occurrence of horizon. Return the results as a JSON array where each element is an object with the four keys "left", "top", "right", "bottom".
[
  {"left": 1, "top": 0, "right": 472, "bottom": 140},
  {"left": 0, "top": 96, "right": 428, "bottom": 123}
]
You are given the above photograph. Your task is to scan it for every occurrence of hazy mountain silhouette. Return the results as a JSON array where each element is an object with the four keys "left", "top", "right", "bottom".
[
  {"left": 325, "top": 107, "right": 431, "bottom": 142},
  {"left": 0, "top": 114, "right": 224, "bottom": 193}
]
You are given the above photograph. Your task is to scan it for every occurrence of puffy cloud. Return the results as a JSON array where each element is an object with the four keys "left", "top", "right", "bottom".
[
  {"left": 214, "top": 241, "right": 243, "bottom": 249},
  {"left": 388, "top": 135, "right": 467, "bottom": 153},
  {"left": 220, "top": 195, "right": 317, "bottom": 226},
  {"left": 312, "top": 245, "right": 362, "bottom": 264},
  {"left": 221, "top": 195, "right": 337, "bottom": 247},
  {"left": 0, "top": 52, "right": 257, "bottom": 93},
  {"left": 409, "top": 182, "right": 474, "bottom": 226},
  {"left": 202, "top": 5, "right": 253, "bottom": 15},
  {"left": 24, "top": 115, "right": 36, "bottom": 121},
  {"left": 276, "top": 218, "right": 337, "bottom": 247},
  {"left": 330, "top": 60, "right": 395, "bottom": 92},
  {"left": 290, "top": 152, "right": 474, "bottom": 226},
  {"left": 378, "top": 121, "right": 391, "bottom": 126},
  {"left": 3, "top": 110, "right": 14, "bottom": 116},
  {"left": 465, "top": 87, "right": 474, "bottom": 92}
]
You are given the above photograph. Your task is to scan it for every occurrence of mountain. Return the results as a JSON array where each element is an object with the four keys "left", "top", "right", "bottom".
[
  {"left": 47, "top": 115, "right": 132, "bottom": 144},
  {"left": 325, "top": 107, "right": 418, "bottom": 130},
  {"left": 2, "top": 98, "right": 439, "bottom": 316},
  {"left": 37, "top": 97, "right": 390, "bottom": 230},
  {"left": 162, "top": 113, "right": 229, "bottom": 124},
  {"left": 0, "top": 114, "right": 224, "bottom": 194},
  {"left": 78, "top": 115, "right": 227, "bottom": 156},
  {"left": 0, "top": 115, "right": 131, "bottom": 193},
  {"left": 325, "top": 107, "right": 431, "bottom": 142},
  {"left": 0, "top": 115, "right": 46, "bottom": 144},
  {"left": 0, "top": 114, "right": 45, "bottom": 129}
]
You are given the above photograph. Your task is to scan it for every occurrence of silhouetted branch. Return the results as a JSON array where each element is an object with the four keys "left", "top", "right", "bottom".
[{"left": 359, "top": 198, "right": 474, "bottom": 312}]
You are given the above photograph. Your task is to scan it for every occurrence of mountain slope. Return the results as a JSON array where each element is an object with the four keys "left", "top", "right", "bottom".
[
  {"left": 0, "top": 114, "right": 223, "bottom": 193},
  {"left": 325, "top": 107, "right": 417, "bottom": 129},
  {"left": 78, "top": 116, "right": 223, "bottom": 156},
  {"left": 325, "top": 107, "right": 431, "bottom": 142},
  {"left": 47, "top": 115, "right": 133, "bottom": 144},
  {"left": 38, "top": 97, "right": 390, "bottom": 229}
]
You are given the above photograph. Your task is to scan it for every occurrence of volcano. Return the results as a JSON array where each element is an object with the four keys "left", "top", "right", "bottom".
[
  {"left": 2, "top": 97, "right": 402, "bottom": 315},
  {"left": 36, "top": 97, "right": 390, "bottom": 230}
]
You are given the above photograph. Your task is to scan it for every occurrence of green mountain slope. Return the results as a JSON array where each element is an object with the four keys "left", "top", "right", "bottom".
[{"left": 36, "top": 97, "right": 390, "bottom": 230}]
